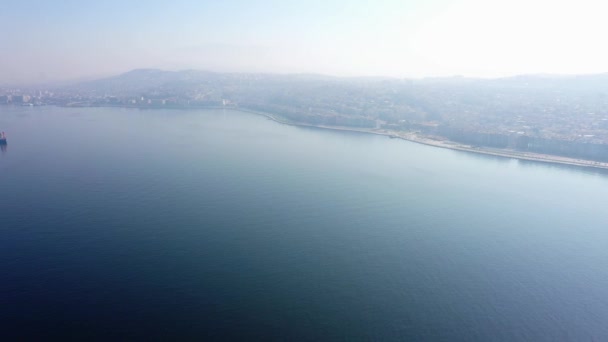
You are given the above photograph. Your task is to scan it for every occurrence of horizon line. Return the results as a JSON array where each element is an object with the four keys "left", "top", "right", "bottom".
[{"left": 4, "top": 68, "right": 608, "bottom": 88}]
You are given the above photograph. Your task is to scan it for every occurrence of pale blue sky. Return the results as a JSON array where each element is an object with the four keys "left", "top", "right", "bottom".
[{"left": 1, "top": 0, "right": 607, "bottom": 84}]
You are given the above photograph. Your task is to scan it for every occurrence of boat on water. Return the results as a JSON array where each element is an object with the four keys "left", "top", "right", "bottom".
[{"left": 0, "top": 132, "right": 7, "bottom": 145}]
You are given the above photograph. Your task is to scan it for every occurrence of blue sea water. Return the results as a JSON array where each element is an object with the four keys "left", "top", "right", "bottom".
[{"left": 1, "top": 106, "right": 608, "bottom": 340}]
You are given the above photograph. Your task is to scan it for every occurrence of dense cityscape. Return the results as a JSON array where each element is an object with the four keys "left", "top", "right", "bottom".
[{"left": 3, "top": 69, "right": 608, "bottom": 162}]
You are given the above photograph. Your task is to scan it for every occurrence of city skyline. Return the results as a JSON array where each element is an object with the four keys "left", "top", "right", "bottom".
[{"left": 2, "top": 0, "right": 608, "bottom": 84}]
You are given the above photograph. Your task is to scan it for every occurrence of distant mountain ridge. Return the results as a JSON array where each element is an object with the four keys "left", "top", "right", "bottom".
[
  {"left": 64, "top": 68, "right": 608, "bottom": 96},
  {"left": 71, "top": 69, "right": 220, "bottom": 94}
]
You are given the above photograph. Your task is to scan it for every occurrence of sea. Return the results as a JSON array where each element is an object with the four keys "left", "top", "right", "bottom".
[{"left": 1, "top": 106, "right": 608, "bottom": 340}]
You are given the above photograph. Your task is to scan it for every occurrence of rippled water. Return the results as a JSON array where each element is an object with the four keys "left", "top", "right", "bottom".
[{"left": 1, "top": 106, "right": 608, "bottom": 340}]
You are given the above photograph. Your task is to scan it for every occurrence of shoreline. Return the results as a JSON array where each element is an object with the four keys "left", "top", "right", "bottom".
[
  {"left": 235, "top": 108, "right": 608, "bottom": 171},
  {"left": 56, "top": 104, "right": 608, "bottom": 171}
]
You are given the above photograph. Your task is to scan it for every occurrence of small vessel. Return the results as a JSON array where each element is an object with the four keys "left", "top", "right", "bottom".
[{"left": 0, "top": 132, "right": 7, "bottom": 145}]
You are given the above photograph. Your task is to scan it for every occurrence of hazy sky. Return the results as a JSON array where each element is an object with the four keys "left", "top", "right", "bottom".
[{"left": 1, "top": 0, "right": 607, "bottom": 84}]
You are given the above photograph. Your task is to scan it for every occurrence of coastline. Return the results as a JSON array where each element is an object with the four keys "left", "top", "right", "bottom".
[
  {"left": 235, "top": 107, "right": 608, "bottom": 171},
  {"left": 56, "top": 104, "right": 608, "bottom": 171}
]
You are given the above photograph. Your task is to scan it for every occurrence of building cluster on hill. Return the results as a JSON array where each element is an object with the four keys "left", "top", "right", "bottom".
[{"left": 3, "top": 70, "right": 608, "bottom": 161}]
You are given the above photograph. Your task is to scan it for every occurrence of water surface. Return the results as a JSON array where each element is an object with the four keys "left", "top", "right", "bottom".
[{"left": 1, "top": 106, "right": 608, "bottom": 340}]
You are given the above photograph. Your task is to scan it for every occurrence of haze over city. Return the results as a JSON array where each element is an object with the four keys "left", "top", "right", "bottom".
[
  {"left": 2, "top": 0, "right": 607, "bottom": 84},
  {"left": 5, "top": 0, "right": 608, "bottom": 340}
]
